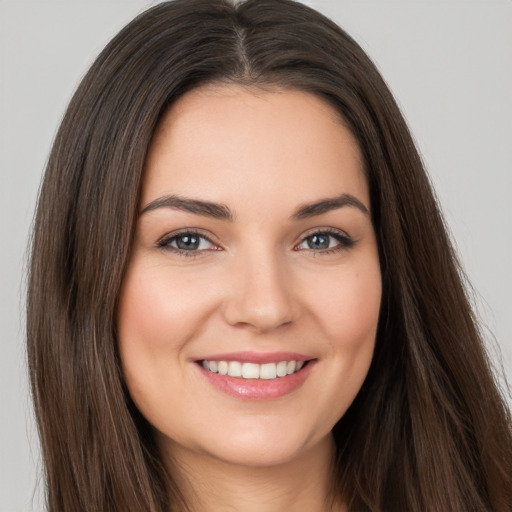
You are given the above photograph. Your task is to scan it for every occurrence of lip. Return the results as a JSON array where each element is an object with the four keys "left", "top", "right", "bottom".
[{"left": 195, "top": 353, "right": 317, "bottom": 401}]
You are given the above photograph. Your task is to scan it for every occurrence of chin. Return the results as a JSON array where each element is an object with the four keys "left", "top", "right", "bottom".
[
  {"left": 211, "top": 438, "right": 309, "bottom": 468},
  {"left": 167, "top": 418, "right": 331, "bottom": 469}
]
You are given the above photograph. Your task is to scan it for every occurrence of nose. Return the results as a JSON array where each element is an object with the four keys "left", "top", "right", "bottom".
[{"left": 223, "top": 250, "right": 298, "bottom": 333}]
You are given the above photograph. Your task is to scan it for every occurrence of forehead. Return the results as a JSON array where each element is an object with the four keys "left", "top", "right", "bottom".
[{"left": 142, "top": 85, "right": 368, "bottom": 213}]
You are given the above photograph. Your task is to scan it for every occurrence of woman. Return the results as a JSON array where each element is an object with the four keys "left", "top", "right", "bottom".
[{"left": 27, "top": 0, "right": 512, "bottom": 511}]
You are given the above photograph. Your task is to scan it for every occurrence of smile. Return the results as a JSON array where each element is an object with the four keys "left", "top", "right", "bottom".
[
  {"left": 196, "top": 353, "right": 316, "bottom": 400},
  {"left": 201, "top": 359, "right": 305, "bottom": 380}
]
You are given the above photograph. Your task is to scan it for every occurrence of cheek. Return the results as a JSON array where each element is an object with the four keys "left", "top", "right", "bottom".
[
  {"left": 116, "top": 262, "right": 209, "bottom": 402},
  {"left": 302, "top": 260, "right": 381, "bottom": 417},
  {"left": 116, "top": 261, "right": 223, "bottom": 438},
  {"left": 308, "top": 262, "right": 382, "bottom": 350},
  {"left": 117, "top": 265, "right": 169, "bottom": 405},
  {"left": 117, "top": 262, "right": 215, "bottom": 353}
]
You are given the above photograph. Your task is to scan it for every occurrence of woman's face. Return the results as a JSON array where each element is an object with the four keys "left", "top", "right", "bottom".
[{"left": 117, "top": 85, "right": 381, "bottom": 467}]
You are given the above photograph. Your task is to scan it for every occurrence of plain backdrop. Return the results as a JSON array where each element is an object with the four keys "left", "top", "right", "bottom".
[{"left": 1, "top": 1, "right": 510, "bottom": 510}]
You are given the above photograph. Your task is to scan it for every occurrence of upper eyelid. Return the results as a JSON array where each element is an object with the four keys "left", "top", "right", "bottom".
[
  {"left": 297, "top": 226, "right": 351, "bottom": 240},
  {"left": 158, "top": 228, "right": 217, "bottom": 245},
  {"left": 294, "top": 228, "right": 355, "bottom": 254},
  {"left": 157, "top": 231, "right": 220, "bottom": 257}
]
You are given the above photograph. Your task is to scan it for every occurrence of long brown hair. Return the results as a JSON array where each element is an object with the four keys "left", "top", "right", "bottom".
[{"left": 27, "top": 0, "right": 512, "bottom": 510}]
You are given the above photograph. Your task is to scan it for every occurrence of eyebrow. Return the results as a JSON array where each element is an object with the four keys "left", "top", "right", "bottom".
[
  {"left": 140, "top": 193, "right": 369, "bottom": 221},
  {"left": 141, "top": 195, "right": 234, "bottom": 220},
  {"left": 291, "top": 193, "right": 369, "bottom": 220}
]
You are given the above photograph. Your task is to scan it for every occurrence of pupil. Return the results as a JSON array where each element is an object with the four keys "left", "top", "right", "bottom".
[
  {"left": 308, "top": 234, "right": 329, "bottom": 250},
  {"left": 177, "top": 235, "right": 199, "bottom": 250}
]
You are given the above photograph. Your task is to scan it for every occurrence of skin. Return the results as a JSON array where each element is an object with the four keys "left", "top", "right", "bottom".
[{"left": 117, "top": 85, "right": 382, "bottom": 512}]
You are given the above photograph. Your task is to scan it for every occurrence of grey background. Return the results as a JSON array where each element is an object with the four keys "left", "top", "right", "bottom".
[{"left": 1, "top": 1, "right": 510, "bottom": 510}]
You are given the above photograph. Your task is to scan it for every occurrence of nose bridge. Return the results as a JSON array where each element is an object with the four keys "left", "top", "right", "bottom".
[{"left": 223, "top": 241, "right": 297, "bottom": 332}]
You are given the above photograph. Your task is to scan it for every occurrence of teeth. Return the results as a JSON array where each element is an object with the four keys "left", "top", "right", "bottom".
[
  {"left": 276, "top": 361, "right": 288, "bottom": 377},
  {"left": 217, "top": 361, "right": 228, "bottom": 375},
  {"left": 229, "top": 361, "right": 242, "bottom": 377},
  {"left": 260, "top": 363, "right": 277, "bottom": 380},
  {"left": 242, "top": 363, "right": 260, "bottom": 379},
  {"left": 201, "top": 360, "right": 307, "bottom": 379}
]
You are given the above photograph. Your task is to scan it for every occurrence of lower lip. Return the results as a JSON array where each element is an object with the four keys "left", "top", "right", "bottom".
[{"left": 197, "top": 361, "right": 316, "bottom": 401}]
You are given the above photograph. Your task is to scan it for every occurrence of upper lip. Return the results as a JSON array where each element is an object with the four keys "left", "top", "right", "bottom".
[{"left": 196, "top": 351, "right": 314, "bottom": 364}]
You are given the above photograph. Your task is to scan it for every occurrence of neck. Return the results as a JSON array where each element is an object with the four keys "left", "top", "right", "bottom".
[{"left": 161, "top": 434, "right": 346, "bottom": 512}]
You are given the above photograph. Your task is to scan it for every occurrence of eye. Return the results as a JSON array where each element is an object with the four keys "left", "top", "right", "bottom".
[
  {"left": 296, "top": 230, "right": 354, "bottom": 253},
  {"left": 158, "top": 231, "right": 218, "bottom": 254}
]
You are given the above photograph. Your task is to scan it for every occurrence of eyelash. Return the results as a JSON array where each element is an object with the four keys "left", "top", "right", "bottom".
[
  {"left": 157, "top": 228, "right": 354, "bottom": 257},
  {"left": 157, "top": 229, "right": 217, "bottom": 257},
  {"left": 296, "top": 228, "right": 355, "bottom": 255}
]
